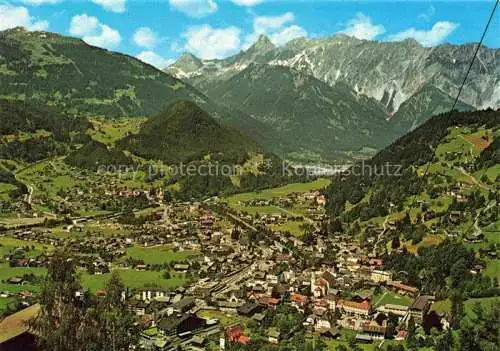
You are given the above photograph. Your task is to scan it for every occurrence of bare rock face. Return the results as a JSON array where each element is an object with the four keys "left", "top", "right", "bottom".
[{"left": 167, "top": 34, "right": 499, "bottom": 113}]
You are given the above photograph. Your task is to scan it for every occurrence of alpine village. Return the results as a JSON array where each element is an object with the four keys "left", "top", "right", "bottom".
[{"left": 0, "top": 2, "right": 499, "bottom": 351}]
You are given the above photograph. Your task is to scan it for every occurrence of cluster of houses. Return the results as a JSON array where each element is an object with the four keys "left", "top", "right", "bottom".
[
  {"left": 106, "top": 208, "right": 438, "bottom": 350},
  {"left": 0, "top": 191, "right": 459, "bottom": 350},
  {"left": 239, "top": 191, "right": 326, "bottom": 209},
  {"left": 127, "top": 250, "right": 436, "bottom": 350}
]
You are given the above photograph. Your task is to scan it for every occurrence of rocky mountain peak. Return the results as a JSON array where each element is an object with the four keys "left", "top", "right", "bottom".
[
  {"left": 169, "top": 52, "right": 203, "bottom": 72},
  {"left": 248, "top": 35, "right": 277, "bottom": 53}
]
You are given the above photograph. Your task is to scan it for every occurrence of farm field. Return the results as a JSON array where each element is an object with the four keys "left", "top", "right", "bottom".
[
  {"left": 225, "top": 178, "right": 330, "bottom": 209},
  {"left": 82, "top": 221, "right": 133, "bottom": 237},
  {"left": 473, "top": 164, "right": 500, "bottom": 182},
  {"left": 269, "top": 221, "right": 307, "bottom": 237},
  {"left": 0, "top": 264, "right": 48, "bottom": 281},
  {"left": 0, "top": 237, "right": 54, "bottom": 256},
  {"left": 373, "top": 291, "right": 413, "bottom": 308},
  {"left": 469, "top": 228, "right": 500, "bottom": 246},
  {"left": 431, "top": 296, "right": 500, "bottom": 317},
  {"left": 124, "top": 246, "right": 196, "bottom": 265},
  {"left": 197, "top": 309, "right": 247, "bottom": 327},
  {"left": 0, "top": 217, "right": 46, "bottom": 228},
  {"left": 80, "top": 269, "right": 186, "bottom": 292},
  {"left": 0, "top": 264, "right": 47, "bottom": 296},
  {"left": 351, "top": 288, "right": 413, "bottom": 309},
  {"left": 397, "top": 234, "right": 446, "bottom": 254},
  {"left": 0, "top": 297, "right": 16, "bottom": 315},
  {"left": 484, "top": 259, "right": 499, "bottom": 280},
  {"left": 87, "top": 117, "right": 146, "bottom": 146},
  {"left": 0, "top": 242, "right": 189, "bottom": 299},
  {"left": 223, "top": 178, "right": 329, "bottom": 233},
  {"left": 322, "top": 329, "right": 401, "bottom": 350}
]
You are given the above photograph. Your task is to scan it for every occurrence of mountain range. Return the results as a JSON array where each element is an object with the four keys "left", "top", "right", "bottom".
[
  {"left": 167, "top": 34, "right": 498, "bottom": 161},
  {"left": 1, "top": 28, "right": 498, "bottom": 164},
  {"left": 207, "top": 63, "right": 389, "bottom": 161},
  {"left": 168, "top": 34, "right": 499, "bottom": 111}
]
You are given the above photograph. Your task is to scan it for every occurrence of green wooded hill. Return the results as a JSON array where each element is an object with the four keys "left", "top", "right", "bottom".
[
  {"left": 0, "top": 99, "right": 303, "bottom": 212},
  {"left": 122, "top": 100, "right": 261, "bottom": 164},
  {"left": 326, "top": 108, "right": 499, "bottom": 243},
  {"left": 208, "top": 63, "right": 389, "bottom": 161},
  {"left": 0, "top": 28, "right": 201, "bottom": 117}
]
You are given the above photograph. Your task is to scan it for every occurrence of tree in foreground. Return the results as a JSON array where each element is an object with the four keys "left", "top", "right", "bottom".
[{"left": 31, "top": 250, "right": 138, "bottom": 351}]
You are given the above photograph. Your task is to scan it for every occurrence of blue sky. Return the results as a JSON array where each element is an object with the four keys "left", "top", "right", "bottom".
[{"left": 0, "top": 1, "right": 499, "bottom": 68}]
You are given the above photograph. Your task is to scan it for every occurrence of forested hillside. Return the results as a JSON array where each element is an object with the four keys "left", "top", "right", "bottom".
[
  {"left": 326, "top": 108, "right": 499, "bottom": 241},
  {"left": 122, "top": 101, "right": 260, "bottom": 164},
  {"left": 0, "top": 99, "right": 90, "bottom": 162},
  {"left": 0, "top": 27, "right": 274, "bottom": 150}
]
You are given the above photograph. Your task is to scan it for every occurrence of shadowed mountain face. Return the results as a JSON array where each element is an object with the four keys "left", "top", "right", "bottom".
[
  {"left": 391, "top": 85, "right": 474, "bottom": 136},
  {"left": 207, "top": 64, "right": 390, "bottom": 160}
]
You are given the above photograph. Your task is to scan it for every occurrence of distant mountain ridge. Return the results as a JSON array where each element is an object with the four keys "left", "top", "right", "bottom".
[
  {"left": 167, "top": 34, "right": 500, "bottom": 112},
  {"left": 166, "top": 34, "right": 498, "bottom": 162}
]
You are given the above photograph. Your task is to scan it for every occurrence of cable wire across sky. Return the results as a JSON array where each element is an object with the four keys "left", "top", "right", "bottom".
[{"left": 409, "top": 0, "right": 499, "bottom": 210}]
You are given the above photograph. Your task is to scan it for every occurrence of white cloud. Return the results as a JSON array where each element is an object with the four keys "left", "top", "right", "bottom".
[
  {"left": 133, "top": 27, "right": 158, "bottom": 49},
  {"left": 418, "top": 5, "right": 436, "bottom": 22},
  {"left": 169, "top": 0, "right": 218, "bottom": 18},
  {"left": 84, "top": 24, "right": 121, "bottom": 49},
  {"left": 269, "top": 25, "right": 307, "bottom": 46},
  {"left": 231, "top": 0, "right": 263, "bottom": 6},
  {"left": 243, "top": 11, "right": 307, "bottom": 48},
  {"left": 339, "top": 13, "right": 385, "bottom": 40},
  {"left": 254, "top": 12, "right": 294, "bottom": 34},
  {"left": 0, "top": 4, "right": 49, "bottom": 31},
  {"left": 30, "top": 21, "right": 49, "bottom": 30},
  {"left": 69, "top": 14, "right": 121, "bottom": 49},
  {"left": 182, "top": 25, "right": 241, "bottom": 59},
  {"left": 92, "top": 0, "right": 126, "bottom": 13},
  {"left": 69, "top": 14, "right": 99, "bottom": 36},
  {"left": 22, "top": 0, "right": 61, "bottom": 5},
  {"left": 136, "top": 51, "right": 172, "bottom": 69},
  {"left": 389, "top": 21, "right": 459, "bottom": 47},
  {"left": 177, "top": 10, "right": 305, "bottom": 59}
]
